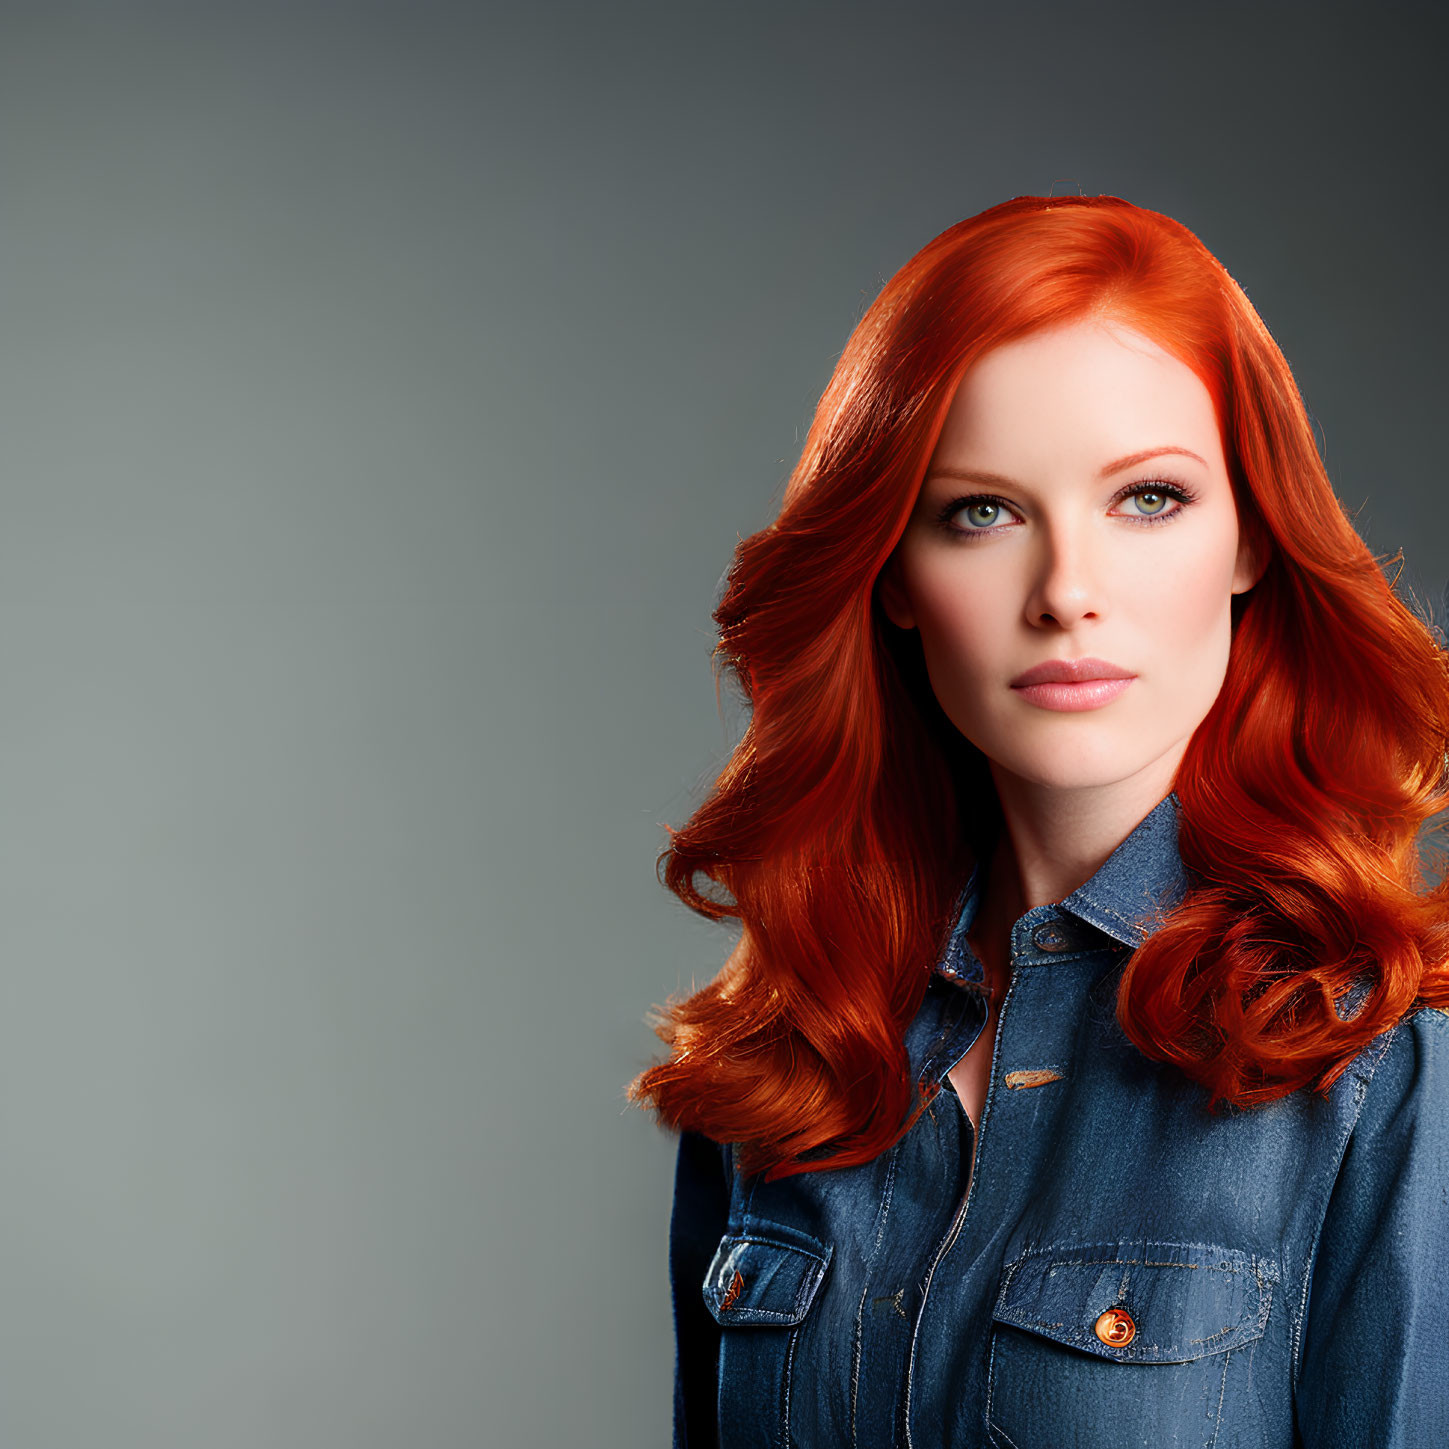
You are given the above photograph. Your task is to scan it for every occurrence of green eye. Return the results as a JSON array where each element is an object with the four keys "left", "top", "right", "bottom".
[
  {"left": 936, "top": 495, "right": 1019, "bottom": 537},
  {"left": 1130, "top": 490, "right": 1169, "bottom": 515},
  {"left": 1116, "top": 481, "right": 1197, "bottom": 521}
]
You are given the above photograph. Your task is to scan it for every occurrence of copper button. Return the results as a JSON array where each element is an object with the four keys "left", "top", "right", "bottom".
[
  {"left": 720, "top": 1270, "right": 745, "bottom": 1311},
  {"left": 1094, "top": 1307, "right": 1136, "bottom": 1346}
]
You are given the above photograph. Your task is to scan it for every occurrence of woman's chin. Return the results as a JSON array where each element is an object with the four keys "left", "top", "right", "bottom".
[{"left": 985, "top": 750, "right": 1169, "bottom": 797}]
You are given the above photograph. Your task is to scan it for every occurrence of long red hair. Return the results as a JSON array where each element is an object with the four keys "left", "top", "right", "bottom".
[{"left": 628, "top": 194, "right": 1449, "bottom": 1182}]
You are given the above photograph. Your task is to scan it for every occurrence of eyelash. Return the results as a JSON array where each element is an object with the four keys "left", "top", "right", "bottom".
[{"left": 934, "top": 479, "right": 1200, "bottom": 537}]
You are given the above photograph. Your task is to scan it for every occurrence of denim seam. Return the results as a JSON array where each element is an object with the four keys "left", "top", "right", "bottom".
[
  {"left": 1205, "top": 1347, "right": 1232, "bottom": 1449},
  {"left": 1008, "top": 1255, "right": 1246, "bottom": 1268},
  {"left": 848, "top": 1284, "right": 869, "bottom": 1449},
  {"left": 1077, "top": 896, "right": 1144, "bottom": 937},
  {"left": 1018, "top": 1245, "right": 1277, "bottom": 1276},
  {"left": 849, "top": 1144, "right": 901, "bottom": 1449},
  {"left": 983, "top": 1258, "right": 1023, "bottom": 1447},
  {"left": 987, "top": 1416, "right": 1025, "bottom": 1449},
  {"left": 780, "top": 1316, "right": 798, "bottom": 1448},
  {"left": 1287, "top": 1016, "right": 1405, "bottom": 1392}
]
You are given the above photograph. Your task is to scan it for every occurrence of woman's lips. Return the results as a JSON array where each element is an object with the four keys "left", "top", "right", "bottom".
[{"left": 1011, "top": 677, "right": 1134, "bottom": 711}]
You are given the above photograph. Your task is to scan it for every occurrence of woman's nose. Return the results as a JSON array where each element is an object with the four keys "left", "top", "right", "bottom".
[{"left": 1023, "top": 525, "right": 1105, "bottom": 629}]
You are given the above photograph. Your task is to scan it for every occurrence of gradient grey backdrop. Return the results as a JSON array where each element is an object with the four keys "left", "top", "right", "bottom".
[{"left": 0, "top": 3, "right": 1442, "bottom": 1446}]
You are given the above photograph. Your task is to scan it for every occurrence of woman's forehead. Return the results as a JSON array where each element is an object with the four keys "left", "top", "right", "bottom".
[{"left": 930, "top": 320, "right": 1223, "bottom": 476}]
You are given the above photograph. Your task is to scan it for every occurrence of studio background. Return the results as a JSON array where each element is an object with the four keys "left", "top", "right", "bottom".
[{"left": 0, "top": 3, "right": 1441, "bottom": 1446}]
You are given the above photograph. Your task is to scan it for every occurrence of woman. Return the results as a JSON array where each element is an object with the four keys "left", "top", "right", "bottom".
[{"left": 628, "top": 195, "right": 1449, "bottom": 1447}]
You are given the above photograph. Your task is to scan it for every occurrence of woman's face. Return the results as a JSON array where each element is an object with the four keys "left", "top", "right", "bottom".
[{"left": 878, "top": 316, "right": 1264, "bottom": 797}]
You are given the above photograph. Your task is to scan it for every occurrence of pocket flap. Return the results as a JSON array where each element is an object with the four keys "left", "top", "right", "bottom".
[
  {"left": 992, "top": 1241, "right": 1277, "bottom": 1364},
  {"left": 703, "top": 1225, "right": 832, "bottom": 1327}
]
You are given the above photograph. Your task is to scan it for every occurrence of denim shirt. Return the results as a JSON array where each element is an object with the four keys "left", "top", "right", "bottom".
[{"left": 667, "top": 793, "right": 1449, "bottom": 1447}]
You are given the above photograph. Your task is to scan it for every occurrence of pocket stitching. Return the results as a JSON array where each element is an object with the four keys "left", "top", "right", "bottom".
[
  {"left": 991, "top": 1242, "right": 1276, "bottom": 1365},
  {"left": 985, "top": 1240, "right": 1274, "bottom": 1444},
  {"left": 704, "top": 1230, "right": 833, "bottom": 1326},
  {"left": 1004, "top": 1259, "right": 1270, "bottom": 1355}
]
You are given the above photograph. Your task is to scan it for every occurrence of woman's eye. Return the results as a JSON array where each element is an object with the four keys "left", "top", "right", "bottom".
[
  {"left": 1116, "top": 485, "right": 1188, "bottom": 520},
  {"left": 950, "top": 499, "right": 1014, "bottom": 530}
]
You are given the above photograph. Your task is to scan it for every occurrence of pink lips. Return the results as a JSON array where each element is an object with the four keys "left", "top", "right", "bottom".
[{"left": 1010, "top": 657, "right": 1136, "bottom": 712}]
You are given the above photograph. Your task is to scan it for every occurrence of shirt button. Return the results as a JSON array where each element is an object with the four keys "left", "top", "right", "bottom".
[
  {"left": 1094, "top": 1307, "right": 1136, "bottom": 1346},
  {"left": 1031, "top": 922, "right": 1070, "bottom": 952},
  {"left": 720, "top": 1270, "right": 745, "bottom": 1311}
]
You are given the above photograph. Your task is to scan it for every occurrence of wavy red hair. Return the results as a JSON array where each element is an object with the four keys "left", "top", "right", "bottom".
[{"left": 628, "top": 194, "right": 1449, "bottom": 1181}]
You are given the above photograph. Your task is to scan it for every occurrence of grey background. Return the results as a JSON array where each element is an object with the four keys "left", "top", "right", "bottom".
[{"left": 0, "top": 2, "right": 1441, "bottom": 1446}]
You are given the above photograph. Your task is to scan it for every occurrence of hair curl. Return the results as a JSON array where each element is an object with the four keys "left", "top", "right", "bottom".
[{"left": 628, "top": 194, "right": 1449, "bottom": 1182}]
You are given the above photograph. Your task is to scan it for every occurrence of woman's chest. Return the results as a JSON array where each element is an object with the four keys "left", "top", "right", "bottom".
[
  {"left": 945, "top": 1027, "right": 991, "bottom": 1134},
  {"left": 705, "top": 1023, "right": 1355, "bottom": 1449}
]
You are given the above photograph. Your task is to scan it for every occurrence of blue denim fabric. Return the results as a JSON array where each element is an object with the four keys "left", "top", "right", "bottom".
[{"left": 668, "top": 793, "right": 1449, "bottom": 1447}]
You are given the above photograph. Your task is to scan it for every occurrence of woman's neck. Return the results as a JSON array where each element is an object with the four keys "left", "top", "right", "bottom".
[{"left": 986, "top": 760, "right": 1180, "bottom": 913}]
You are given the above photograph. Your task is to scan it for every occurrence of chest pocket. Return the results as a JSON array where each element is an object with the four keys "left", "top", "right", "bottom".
[
  {"left": 703, "top": 1224, "right": 832, "bottom": 1448},
  {"left": 985, "top": 1241, "right": 1277, "bottom": 1449}
]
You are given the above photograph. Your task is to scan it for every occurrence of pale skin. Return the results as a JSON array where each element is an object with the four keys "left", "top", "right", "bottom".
[{"left": 878, "top": 317, "right": 1268, "bottom": 1167}]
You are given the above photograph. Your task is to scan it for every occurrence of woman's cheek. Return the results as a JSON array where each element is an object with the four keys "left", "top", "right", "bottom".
[
  {"left": 915, "top": 557, "right": 1009, "bottom": 631},
  {"left": 918, "top": 588, "right": 1004, "bottom": 689}
]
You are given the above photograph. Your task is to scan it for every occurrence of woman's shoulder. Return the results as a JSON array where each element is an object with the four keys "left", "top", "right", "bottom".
[
  {"left": 1294, "top": 1004, "right": 1449, "bottom": 1427},
  {"left": 1355, "top": 1002, "right": 1449, "bottom": 1087},
  {"left": 1335, "top": 1003, "right": 1449, "bottom": 1153}
]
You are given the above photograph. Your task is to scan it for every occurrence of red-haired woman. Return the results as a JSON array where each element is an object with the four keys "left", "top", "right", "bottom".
[{"left": 629, "top": 195, "right": 1449, "bottom": 1448}]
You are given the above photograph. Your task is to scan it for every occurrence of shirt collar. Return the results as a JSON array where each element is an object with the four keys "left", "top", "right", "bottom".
[{"left": 935, "top": 791, "right": 1193, "bottom": 985}]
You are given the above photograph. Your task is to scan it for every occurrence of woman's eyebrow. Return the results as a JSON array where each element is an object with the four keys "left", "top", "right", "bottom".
[{"left": 925, "top": 445, "right": 1208, "bottom": 488}]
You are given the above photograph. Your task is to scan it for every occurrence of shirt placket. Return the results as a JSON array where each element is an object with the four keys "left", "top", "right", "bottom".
[{"left": 902, "top": 906, "right": 1118, "bottom": 1449}]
